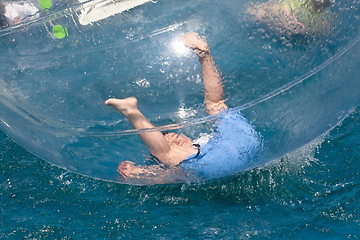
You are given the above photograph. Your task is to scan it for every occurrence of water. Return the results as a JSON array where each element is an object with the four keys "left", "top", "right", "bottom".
[{"left": 1, "top": 107, "right": 359, "bottom": 239}]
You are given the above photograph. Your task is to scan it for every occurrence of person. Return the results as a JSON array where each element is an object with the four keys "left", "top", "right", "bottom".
[
  {"left": 105, "top": 32, "right": 260, "bottom": 183},
  {"left": 247, "top": 0, "right": 332, "bottom": 37},
  {"left": 0, "top": 0, "right": 39, "bottom": 28}
]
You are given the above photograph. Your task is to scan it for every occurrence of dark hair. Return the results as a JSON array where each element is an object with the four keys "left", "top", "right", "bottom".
[
  {"left": 0, "top": 2, "right": 8, "bottom": 28},
  {"left": 311, "top": 0, "right": 331, "bottom": 11}
]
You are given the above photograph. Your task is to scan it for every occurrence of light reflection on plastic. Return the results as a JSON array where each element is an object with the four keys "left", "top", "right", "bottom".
[{"left": 171, "top": 39, "right": 188, "bottom": 55}]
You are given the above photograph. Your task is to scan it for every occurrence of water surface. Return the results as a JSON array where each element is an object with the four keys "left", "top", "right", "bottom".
[{"left": 1, "top": 107, "right": 359, "bottom": 239}]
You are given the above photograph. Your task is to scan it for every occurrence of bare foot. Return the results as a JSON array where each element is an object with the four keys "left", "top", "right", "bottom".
[
  {"left": 180, "top": 32, "right": 209, "bottom": 57},
  {"left": 105, "top": 97, "right": 138, "bottom": 115}
]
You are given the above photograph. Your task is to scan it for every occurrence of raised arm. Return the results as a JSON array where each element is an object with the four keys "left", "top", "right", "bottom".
[{"left": 181, "top": 32, "right": 228, "bottom": 115}]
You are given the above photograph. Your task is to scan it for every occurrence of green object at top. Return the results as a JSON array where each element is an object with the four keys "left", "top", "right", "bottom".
[
  {"left": 277, "top": 0, "right": 329, "bottom": 27},
  {"left": 52, "top": 25, "right": 68, "bottom": 39},
  {"left": 38, "top": 0, "right": 52, "bottom": 10}
]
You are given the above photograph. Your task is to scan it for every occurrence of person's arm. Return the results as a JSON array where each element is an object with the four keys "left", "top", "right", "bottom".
[
  {"left": 117, "top": 160, "right": 183, "bottom": 184},
  {"left": 181, "top": 32, "right": 228, "bottom": 115},
  {"left": 198, "top": 52, "right": 228, "bottom": 115}
]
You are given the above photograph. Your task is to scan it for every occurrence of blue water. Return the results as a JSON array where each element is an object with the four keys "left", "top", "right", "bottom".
[{"left": 1, "top": 106, "right": 359, "bottom": 239}]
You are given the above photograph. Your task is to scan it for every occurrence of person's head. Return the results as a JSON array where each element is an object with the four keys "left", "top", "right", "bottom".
[
  {"left": 311, "top": 0, "right": 331, "bottom": 11},
  {"left": 162, "top": 131, "right": 199, "bottom": 162},
  {"left": 163, "top": 132, "right": 193, "bottom": 148}
]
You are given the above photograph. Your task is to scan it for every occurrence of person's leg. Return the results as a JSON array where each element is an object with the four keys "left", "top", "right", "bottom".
[
  {"left": 105, "top": 97, "right": 171, "bottom": 160},
  {"left": 181, "top": 33, "right": 228, "bottom": 115}
]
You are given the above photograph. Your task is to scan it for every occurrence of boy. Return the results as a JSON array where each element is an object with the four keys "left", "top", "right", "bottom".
[{"left": 105, "top": 32, "right": 260, "bottom": 182}]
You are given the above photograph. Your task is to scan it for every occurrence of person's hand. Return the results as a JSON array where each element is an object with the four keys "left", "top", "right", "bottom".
[
  {"left": 180, "top": 32, "right": 210, "bottom": 57},
  {"left": 117, "top": 161, "right": 163, "bottom": 180},
  {"left": 117, "top": 161, "right": 144, "bottom": 179}
]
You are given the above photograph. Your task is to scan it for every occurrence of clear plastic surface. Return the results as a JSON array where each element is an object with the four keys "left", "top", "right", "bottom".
[{"left": 0, "top": 0, "right": 359, "bottom": 184}]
